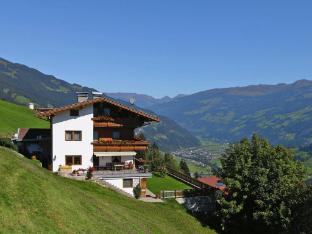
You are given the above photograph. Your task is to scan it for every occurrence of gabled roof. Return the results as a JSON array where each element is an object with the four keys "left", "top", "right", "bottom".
[
  {"left": 37, "top": 97, "right": 160, "bottom": 122},
  {"left": 197, "top": 176, "right": 226, "bottom": 191},
  {"left": 16, "top": 128, "right": 51, "bottom": 141}
]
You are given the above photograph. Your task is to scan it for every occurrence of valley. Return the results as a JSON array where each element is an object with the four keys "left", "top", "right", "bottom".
[{"left": 1, "top": 57, "right": 312, "bottom": 176}]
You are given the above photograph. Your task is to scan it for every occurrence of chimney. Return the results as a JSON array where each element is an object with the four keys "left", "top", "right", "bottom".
[
  {"left": 28, "top": 103, "right": 34, "bottom": 110},
  {"left": 92, "top": 91, "right": 103, "bottom": 99},
  {"left": 76, "top": 92, "right": 89, "bottom": 103}
]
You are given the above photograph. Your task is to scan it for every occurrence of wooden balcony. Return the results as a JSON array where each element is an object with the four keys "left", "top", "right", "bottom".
[
  {"left": 93, "top": 169, "right": 152, "bottom": 179},
  {"left": 92, "top": 116, "right": 143, "bottom": 128},
  {"left": 92, "top": 139, "right": 149, "bottom": 152},
  {"left": 93, "top": 122, "right": 123, "bottom": 128}
]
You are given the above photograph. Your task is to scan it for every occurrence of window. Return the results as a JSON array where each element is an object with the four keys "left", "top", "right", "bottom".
[
  {"left": 70, "top": 109, "right": 79, "bottom": 116},
  {"left": 123, "top": 179, "right": 133, "bottom": 188},
  {"left": 65, "top": 155, "right": 82, "bottom": 166},
  {"left": 65, "top": 131, "right": 82, "bottom": 141},
  {"left": 112, "top": 131, "right": 120, "bottom": 139},
  {"left": 103, "top": 108, "right": 111, "bottom": 116}
]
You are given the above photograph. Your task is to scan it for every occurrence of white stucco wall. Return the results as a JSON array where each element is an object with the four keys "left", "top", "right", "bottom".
[
  {"left": 104, "top": 177, "right": 140, "bottom": 196},
  {"left": 52, "top": 105, "right": 93, "bottom": 172}
]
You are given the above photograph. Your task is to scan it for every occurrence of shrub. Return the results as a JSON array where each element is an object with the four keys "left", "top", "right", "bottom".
[
  {"left": 0, "top": 138, "right": 18, "bottom": 151},
  {"left": 153, "top": 171, "right": 166, "bottom": 178},
  {"left": 133, "top": 184, "right": 141, "bottom": 199},
  {"left": 86, "top": 167, "right": 94, "bottom": 180}
]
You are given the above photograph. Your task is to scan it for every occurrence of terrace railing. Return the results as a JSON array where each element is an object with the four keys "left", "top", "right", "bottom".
[
  {"left": 166, "top": 167, "right": 211, "bottom": 190},
  {"left": 160, "top": 189, "right": 215, "bottom": 199}
]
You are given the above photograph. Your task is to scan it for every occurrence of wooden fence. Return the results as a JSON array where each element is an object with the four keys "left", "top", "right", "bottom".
[
  {"left": 160, "top": 190, "right": 185, "bottom": 199},
  {"left": 160, "top": 188, "right": 215, "bottom": 199}
]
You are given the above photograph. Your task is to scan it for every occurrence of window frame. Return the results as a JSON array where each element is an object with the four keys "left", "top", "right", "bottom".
[
  {"left": 123, "top": 178, "right": 133, "bottom": 188},
  {"left": 65, "top": 131, "right": 82, "bottom": 141},
  {"left": 65, "top": 155, "right": 82, "bottom": 166}
]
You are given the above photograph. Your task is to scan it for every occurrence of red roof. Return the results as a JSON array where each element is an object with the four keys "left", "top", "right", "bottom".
[
  {"left": 17, "top": 128, "right": 28, "bottom": 141},
  {"left": 198, "top": 176, "right": 226, "bottom": 191},
  {"left": 16, "top": 128, "right": 51, "bottom": 141}
]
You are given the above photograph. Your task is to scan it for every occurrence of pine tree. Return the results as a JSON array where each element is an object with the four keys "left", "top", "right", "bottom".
[{"left": 179, "top": 159, "right": 190, "bottom": 176}]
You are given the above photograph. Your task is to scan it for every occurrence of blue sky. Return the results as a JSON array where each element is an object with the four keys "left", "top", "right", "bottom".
[{"left": 1, "top": 1, "right": 312, "bottom": 98}]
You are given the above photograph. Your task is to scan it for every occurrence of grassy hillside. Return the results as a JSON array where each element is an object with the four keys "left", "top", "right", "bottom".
[
  {"left": 0, "top": 147, "right": 214, "bottom": 233},
  {"left": 0, "top": 99, "right": 48, "bottom": 137},
  {"left": 147, "top": 174, "right": 191, "bottom": 195}
]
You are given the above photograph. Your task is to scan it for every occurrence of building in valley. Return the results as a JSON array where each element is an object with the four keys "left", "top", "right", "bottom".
[{"left": 37, "top": 92, "right": 160, "bottom": 196}]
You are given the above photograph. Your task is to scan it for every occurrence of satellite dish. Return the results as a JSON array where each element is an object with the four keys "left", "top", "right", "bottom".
[{"left": 129, "top": 97, "right": 135, "bottom": 105}]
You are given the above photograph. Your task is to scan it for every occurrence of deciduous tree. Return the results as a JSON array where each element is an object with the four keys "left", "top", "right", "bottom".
[{"left": 217, "top": 134, "right": 306, "bottom": 233}]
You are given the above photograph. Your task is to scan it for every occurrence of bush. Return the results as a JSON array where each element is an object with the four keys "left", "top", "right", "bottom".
[
  {"left": 86, "top": 167, "right": 94, "bottom": 180},
  {"left": 133, "top": 184, "right": 141, "bottom": 199},
  {"left": 153, "top": 171, "right": 166, "bottom": 178},
  {"left": 0, "top": 138, "right": 17, "bottom": 151}
]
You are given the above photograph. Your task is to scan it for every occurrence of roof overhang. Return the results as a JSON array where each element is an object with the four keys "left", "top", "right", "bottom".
[
  {"left": 94, "top": 151, "right": 137, "bottom": 157},
  {"left": 37, "top": 97, "right": 160, "bottom": 122}
]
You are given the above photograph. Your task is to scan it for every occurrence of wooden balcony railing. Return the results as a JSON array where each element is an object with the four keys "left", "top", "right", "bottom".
[
  {"left": 93, "top": 122, "right": 123, "bottom": 128},
  {"left": 92, "top": 139, "right": 149, "bottom": 152},
  {"left": 92, "top": 116, "right": 143, "bottom": 128}
]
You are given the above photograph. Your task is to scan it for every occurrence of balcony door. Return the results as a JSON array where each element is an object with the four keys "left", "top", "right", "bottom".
[{"left": 112, "top": 156, "right": 121, "bottom": 164}]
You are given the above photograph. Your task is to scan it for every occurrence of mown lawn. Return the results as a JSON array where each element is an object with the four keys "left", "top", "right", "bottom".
[
  {"left": 0, "top": 147, "right": 214, "bottom": 234},
  {"left": 0, "top": 100, "right": 49, "bottom": 137},
  {"left": 147, "top": 174, "right": 191, "bottom": 195}
]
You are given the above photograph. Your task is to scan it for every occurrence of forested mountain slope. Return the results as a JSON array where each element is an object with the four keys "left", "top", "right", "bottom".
[{"left": 151, "top": 80, "right": 312, "bottom": 148}]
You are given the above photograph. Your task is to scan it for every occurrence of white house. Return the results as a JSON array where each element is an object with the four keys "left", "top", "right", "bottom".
[{"left": 38, "top": 92, "right": 160, "bottom": 196}]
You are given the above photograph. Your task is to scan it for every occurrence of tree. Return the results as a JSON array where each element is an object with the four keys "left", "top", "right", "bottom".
[
  {"left": 194, "top": 171, "right": 200, "bottom": 179},
  {"left": 180, "top": 159, "right": 191, "bottom": 176},
  {"left": 289, "top": 185, "right": 312, "bottom": 233},
  {"left": 151, "top": 142, "right": 159, "bottom": 152},
  {"left": 144, "top": 146, "right": 166, "bottom": 176},
  {"left": 217, "top": 134, "right": 306, "bottom": 234},
  {"left": 164, "top": 153, "right": 179, "bottom": 170}
]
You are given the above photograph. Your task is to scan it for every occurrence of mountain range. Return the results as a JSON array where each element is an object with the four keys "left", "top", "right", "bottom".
[
  {"left": 106, "top": 93, "right": 172, "bottom": 108},
  {"left": 0, "top": 58, "right": 96, "bottom": 107},
  {"left": 2, "top": 56, "right": 312, "bottom": 151},
  {"left": 149, "top": 80, "right": 312, "bottom": 148},
  {"left": 0, "top": 57, "right": 199, "bottom": 151}
]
